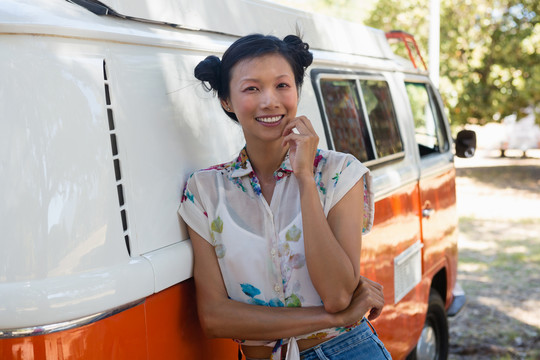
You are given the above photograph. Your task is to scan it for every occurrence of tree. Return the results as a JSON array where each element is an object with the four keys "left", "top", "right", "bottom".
[
  {"left": 364, "top": 0, "right": 540, "bottom": 125},
  {"left": 277, "top": 0, "right": 539, "bottom": 125}
]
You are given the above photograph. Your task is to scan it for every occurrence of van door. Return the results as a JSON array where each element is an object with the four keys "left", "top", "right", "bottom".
[
  {"left": 313, "top": 71, "right": 426, "bottom": 357},
  {"left": 405, "top": 78, "right": 458, "bottom": 306}
]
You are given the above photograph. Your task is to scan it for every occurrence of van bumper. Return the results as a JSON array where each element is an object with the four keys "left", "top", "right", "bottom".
[{"left": 447, "top": 282, "right": 466, "bottom": 317}]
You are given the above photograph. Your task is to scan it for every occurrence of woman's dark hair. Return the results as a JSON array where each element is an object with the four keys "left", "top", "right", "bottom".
[{"left": 194, "top": 34, "right": 313, "bottom": 121}]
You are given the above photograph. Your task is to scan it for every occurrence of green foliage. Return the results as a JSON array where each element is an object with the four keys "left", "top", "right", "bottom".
[
  {"left": 283, "top": 0, "right": 540, "bottom": 125},
  {"left": 363, "top": 0, "right": 540, "bottom": 125}
]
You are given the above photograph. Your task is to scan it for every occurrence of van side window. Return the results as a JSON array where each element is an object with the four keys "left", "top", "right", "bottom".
[
  {"left": 359, "top": 80, "right": 404, "bottom": 158},
  {"left": 405, "top": 82, "right": 449, "bottom": 156},
  {"left": 320, "top": 79, "right": 374, "bottom": 162},
  {"left": 319, "top": 76, "right": 404, "bottom": 163}
]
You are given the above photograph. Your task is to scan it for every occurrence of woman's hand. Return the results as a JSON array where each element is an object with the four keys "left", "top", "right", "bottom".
[
  {"left": 281, "top": 116, "right": 319, "bottom": 180},
  {"left": 337, "top": 276, "right": 385, "bottom": 326}
]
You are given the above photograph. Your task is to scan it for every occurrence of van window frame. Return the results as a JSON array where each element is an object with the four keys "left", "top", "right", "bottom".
[
  {"left": 311, "top": 69, "right": 405, "bottom": 167},
  {"left": 403, "top": 76, "right": 451, "bottom": 158}
]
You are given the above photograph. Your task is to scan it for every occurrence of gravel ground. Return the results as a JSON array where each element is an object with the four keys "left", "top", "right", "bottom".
[{"left": 449, "top": 149, "right": 540, "bottom": 360}]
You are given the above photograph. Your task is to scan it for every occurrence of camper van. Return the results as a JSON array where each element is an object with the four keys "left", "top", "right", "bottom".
[{"left": 0, "top": 0, "right": 475, "bottom": 359}]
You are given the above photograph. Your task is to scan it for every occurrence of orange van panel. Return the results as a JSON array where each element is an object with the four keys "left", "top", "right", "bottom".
[
  {"left": 419, "top": 167, "right": 458, "bottom": 307},
  {"left": 145, "top": 279, "right": 238, "bottom": 359},
  {"left": 0, "top": 280, "right": 238, "bottom": 360},
  {"left": 361, "top": 182, "right": 427, "bottom": 359},
  {"left": 0, "top": 301, "right": 148, "bottom": 359}
]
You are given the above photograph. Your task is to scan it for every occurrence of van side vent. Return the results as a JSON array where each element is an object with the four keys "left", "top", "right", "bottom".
[{"left": 103, "top": 60, "right": 131, "bottom": 256}]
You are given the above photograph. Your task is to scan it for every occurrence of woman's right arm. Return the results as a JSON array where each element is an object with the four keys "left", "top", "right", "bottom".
[{"left": 189, "top": 226, "right": 384, "bottom": 340}]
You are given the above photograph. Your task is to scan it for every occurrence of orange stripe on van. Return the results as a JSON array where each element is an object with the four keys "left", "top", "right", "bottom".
[{"left": 0, "top": 280, "right": 238, "bottom": 360}]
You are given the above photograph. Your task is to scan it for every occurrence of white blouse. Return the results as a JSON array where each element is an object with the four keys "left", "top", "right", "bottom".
[{"left": 178, "top": 147, "right": 374, "bottom": 359}]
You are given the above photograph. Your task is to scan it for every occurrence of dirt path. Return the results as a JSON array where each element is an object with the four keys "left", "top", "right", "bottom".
[{"left": 449, "top": 150, "right": 540, "bottom": 359}]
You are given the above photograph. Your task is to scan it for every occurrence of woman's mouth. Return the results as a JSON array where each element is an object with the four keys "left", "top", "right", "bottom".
[{"left": 255, "top": 115, "right": 284, "bottom": 124}]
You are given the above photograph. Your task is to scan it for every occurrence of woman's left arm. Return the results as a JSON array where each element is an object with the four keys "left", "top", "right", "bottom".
[
  {"left": 299, "top": 176, "right": 364, "bottom": 313},
  {"left": 283, "top": 116, "right": 365, "bottom": 314}
]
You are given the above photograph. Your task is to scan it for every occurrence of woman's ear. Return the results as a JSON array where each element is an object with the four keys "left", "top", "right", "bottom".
[{"left": 220, "top": 99, "right": 233, "bottom": 112}]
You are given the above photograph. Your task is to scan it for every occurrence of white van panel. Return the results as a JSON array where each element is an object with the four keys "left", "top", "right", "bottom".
[
  {"left": 142, "top": 240, "right": 194, "bottom": 293},
  {"left": 0, "top": 36, "right": 158, "bottom": 328},
  {"left": 1, "top": 2, "right": 249, "bottom": 324},
  {"left": 0, "top": 36, "right": 128, "bottom": 281},
  {"left": 0, "top": 258, "right": 153, "bottom": 329},
  {"left": 1, "top": 22, "right": 247, "bottom": 322},
  {"left": 2, "top": 0, "right": 234, "bottom": 54},
  {"left": 106, "top": 47, "right": 244, "bottom": 255},
  {"left": 98, "top": 0, "right": 394, "bottom": 60}
]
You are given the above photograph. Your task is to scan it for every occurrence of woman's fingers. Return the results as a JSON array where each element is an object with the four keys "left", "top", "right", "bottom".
[
  {"left": 362, "top": 277, "right": 384, "bottom": 320},
  {"left": 368, "top": 306, "right": 383, "bottom": 321},
  {"left": 282, "top": 116, "right": 317, "bottom": 138},
  {"left": 281, "top": 116, "right": 319, "bottom": 148},
  {"left": 281, "top": 116, "right": 319, "bottom": 177},
  {"left": 341, "top": 276, "right": 385, "bottom": 325}
]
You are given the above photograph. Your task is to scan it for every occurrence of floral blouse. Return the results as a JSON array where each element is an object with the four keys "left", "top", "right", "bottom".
[{"left": 178, "top": 147, "right": 374, "bottom": 359}]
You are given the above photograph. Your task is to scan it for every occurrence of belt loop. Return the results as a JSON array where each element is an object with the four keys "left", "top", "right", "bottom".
[
  {"left": 238, "top": 345, "right": 244, "bottom": 360},
  {"left": 365, "top": 317, "right": 379, "bottom": 337}
]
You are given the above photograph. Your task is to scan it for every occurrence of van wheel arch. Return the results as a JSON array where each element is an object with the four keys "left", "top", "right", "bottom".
[{"left": 406, "top": 289, "right": 449, "bottom": 360}]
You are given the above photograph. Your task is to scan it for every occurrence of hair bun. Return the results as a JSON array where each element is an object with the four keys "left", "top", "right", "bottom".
[
  {"left": 194, "top": 55, "right": 222, "bottom": 93},
  {"left": 283, "top": 35, "right": 313, "bottom": 68}
]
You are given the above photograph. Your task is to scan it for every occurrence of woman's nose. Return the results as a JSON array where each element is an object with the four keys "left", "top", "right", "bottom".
[{"left": 260, "top": 89, "right": 279, "bottom": 108}]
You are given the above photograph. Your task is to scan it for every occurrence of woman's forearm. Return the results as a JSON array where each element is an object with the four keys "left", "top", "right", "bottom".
[
  {"left": 198, "top": 296, "right": 338, "bottom": 340},
  {"left": 198, "top": 275, "right": 383, "bottom": 341}
]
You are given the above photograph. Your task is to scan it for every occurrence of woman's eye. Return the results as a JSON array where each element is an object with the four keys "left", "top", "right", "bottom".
[
  {"left": 244, "top": 86, "right": 258, "bottom": 92},
  {"left": 277, "top": 83, "right": 290, "bottom": 88}
]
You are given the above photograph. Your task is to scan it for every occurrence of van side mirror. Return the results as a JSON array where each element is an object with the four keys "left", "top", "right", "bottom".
[{"left": 455, "top": 129, "right": 476, "bottom": 158}]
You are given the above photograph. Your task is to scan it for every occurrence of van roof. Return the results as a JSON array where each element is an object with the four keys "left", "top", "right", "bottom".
[{"left": 1, "top": 0, "right": 396, "bottom": 61}]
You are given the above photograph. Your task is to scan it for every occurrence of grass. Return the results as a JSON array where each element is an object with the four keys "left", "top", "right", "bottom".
[
  {"left": 449, "top": 157, "right": 540, "bottom": 358},
  {"left": 455, "top": 165, "right": 540, "bottom": 193},
  {"left": 449, "top": 216, "right": 540, "bottom": 359}
]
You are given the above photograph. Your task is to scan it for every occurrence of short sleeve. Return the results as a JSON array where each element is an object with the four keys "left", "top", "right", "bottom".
[
  {"left": 178, "top": 173, "right": 212, "bottom": 243},
  {"left": 326, "top": 153, "right": 375, "bottom": 234}
]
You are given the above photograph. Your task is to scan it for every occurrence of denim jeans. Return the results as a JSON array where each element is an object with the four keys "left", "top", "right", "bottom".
[
  {"left": 244, "top": 318, "right": 392, "bottom": 360},
  {"left": 298, "top": 318, "right": 392, "bottom": 360}
]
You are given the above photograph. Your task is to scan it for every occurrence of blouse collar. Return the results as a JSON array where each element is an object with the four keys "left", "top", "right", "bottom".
[{"left": 231, "top": 147, "right": 294, "bottom": 180}]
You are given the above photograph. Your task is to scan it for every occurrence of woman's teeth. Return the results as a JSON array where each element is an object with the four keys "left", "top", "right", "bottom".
[{"left": 256, "top": 115, "right": 282, "bottom": 123}]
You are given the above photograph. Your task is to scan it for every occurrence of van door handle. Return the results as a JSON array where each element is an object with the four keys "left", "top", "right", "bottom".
[{"left": 422, "top": 208, "right": 435, "bottom": 218}]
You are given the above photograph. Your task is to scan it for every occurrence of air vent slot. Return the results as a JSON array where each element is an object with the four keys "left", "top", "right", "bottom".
[{"left": 103, "top": 59, "right": 131, "bottom": 256}]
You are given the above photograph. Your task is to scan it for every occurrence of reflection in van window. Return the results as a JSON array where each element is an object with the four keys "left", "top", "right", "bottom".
[
  {"left": 359, "top": 80, "right": 403, "bottom": 158},
  {"left": 405, "top": 82, "right": 449, "bottom": 156},
  {"left": 320, "top": 79, "right": 374, "bottom": 162}
]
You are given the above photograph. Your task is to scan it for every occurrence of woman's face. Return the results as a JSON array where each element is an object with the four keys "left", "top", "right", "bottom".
[{"left": 223, "top": 53, "right": 298, "bottom": 146}]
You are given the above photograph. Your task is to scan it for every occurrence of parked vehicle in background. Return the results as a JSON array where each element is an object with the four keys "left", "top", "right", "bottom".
[
  {"left": 0, "top": 0, "right": 475, "bottom": 359},
  {"left": 500, "top": 112, "right": 540, "bottom": 157}
]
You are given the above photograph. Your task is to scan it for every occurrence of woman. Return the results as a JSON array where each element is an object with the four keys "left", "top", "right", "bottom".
[{"left": 178, "top": 34, "right": 391, "bottom": 360}]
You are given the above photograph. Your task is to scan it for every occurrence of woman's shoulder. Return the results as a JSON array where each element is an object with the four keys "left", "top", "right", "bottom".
[
  {"left": 183, "top": 162, "right": 230, "bottom": 193},
  {"left": 315, "top": 149, "right": 362, "bottom": 169},
  {"left": 190, "top": 155, "right": 240, "bottom": 178}
]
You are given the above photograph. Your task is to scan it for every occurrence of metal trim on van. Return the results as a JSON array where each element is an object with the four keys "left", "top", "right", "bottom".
[
  {"left": 0, "top": 299, "right": 144, "bottom": 339},
  {"left": 418, "top": 158, "right": 455, "bottom": 180},
  {"left": 403, "top": 75, "right": 453, "bottom": 154},
  {"left": 372, "top": 177, "right": 418, "bottom": 203},
  {"left": 364, "top": 151, "right": 406, "bottom": 169}
]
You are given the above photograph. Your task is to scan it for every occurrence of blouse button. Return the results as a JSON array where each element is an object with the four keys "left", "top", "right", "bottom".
[
  {"left": 277, "top": 171, "right": 283, "bottom": 177},
  {"left": 270, "top": 248, "right": 277, "bottom": 256},
  {"left": 274, "top": 284, "right": 280, "bottom": 293}
]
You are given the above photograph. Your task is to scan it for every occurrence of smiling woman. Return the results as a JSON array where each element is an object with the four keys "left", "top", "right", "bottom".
[
  {"left": 178, "top": 34, "right": 390, "bottom": 360},
  {"left": 224, "top": 54, "right": 299, "bottom": 147}
]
